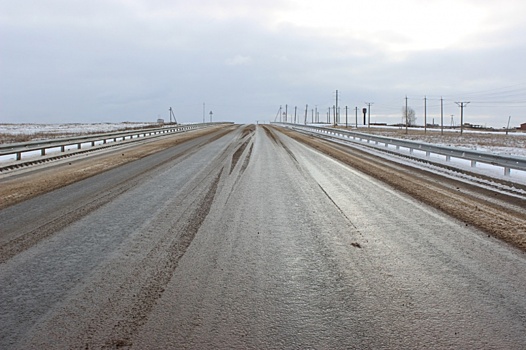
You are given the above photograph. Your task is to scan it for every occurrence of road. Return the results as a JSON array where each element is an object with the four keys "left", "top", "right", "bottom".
[{"left": 1, "top": 125, "right": 525, "bottom": 349}]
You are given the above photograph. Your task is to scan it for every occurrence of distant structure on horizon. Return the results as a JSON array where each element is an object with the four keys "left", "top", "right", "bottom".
[{"left": 520, "top": 122, "right": 526, "bottom": 130}]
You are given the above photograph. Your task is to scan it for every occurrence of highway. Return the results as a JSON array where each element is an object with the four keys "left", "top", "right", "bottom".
[{"left": 1, "top": 125, "right": 525, "bottom": 349}]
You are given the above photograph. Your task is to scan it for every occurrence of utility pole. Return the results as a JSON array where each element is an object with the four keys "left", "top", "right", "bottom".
[
  {"left": 294, "top": 106, "right": 297, "bottom": 124},
  {"left": 455, "top": 101, "right": 470, "bottom": 135},
  {"left": 209, "top": 110, "right": 213, "bottom": 123},
  {"left": 276, "top": 106, "right": 282, "bottom": 122},
  {"left": 333, "top": 105, "right": 336, "bottom": 126},
  {"left": 440, "top": 97, "right": 444, "bottom": 135},
  {"left": 203, "top": 103, "right": 205, "bottom": 123},
  {"left": 506, "top": 116, "right": 511, "bottom": 135},
  {"left": 335, "top": 90, "right": 339, "bottom": 125},
  {"left": 169, "top": 107, "right": 177, "bottom": 124},
  {"left": 304, "top": 104, "right": 308, "bottom": 125},
  {"left": 405, "top": 96, "right": 408, "bottom": 134},
  {"left": 365, "top": 102, "right": 373, "bottom": 128},
  {"left": 424, "top": 96, "right": 427, "bottom": 133},
  {"left": 345, "top": 106, "right": 348, "bottom": 128},
  {"left": 311, "top": 109, "right": 314, "bottom": 123},
  {"left": 328, "top": 107, "right": 330, "bottom": 124},
  {"left": 355, "top": 106, "right": 358, "bottom": 128},
  {"left": 315, "top": 105, "right": 318, "bottom": 123},
  {"left": 285, "top": 105, "right": 288, "bottom": 123}
]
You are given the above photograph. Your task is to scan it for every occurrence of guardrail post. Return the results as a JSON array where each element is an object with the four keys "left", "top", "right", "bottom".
[
  {"left": 504, "top": 167, "right": 511, "bottom": 176},
  {"left": 41, "top": 148, "right": 46, "bottom": 156},
  {"left": 77, "top": 143, "right": 81, "bottom": 149},
  {"left": 446, "top": 155, "right": 451, "bottom": 161},
  {"left": 471, "top": 160, "right": 477, "bottom": 167},
  {"left": 17, "top": 152, "right": 22, "bottom": 161}
]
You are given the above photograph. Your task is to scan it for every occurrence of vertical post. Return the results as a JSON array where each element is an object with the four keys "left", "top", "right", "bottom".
[
  {"left": 506, "top": 116, "right": 511, "bottom": 135},
  {"left": 203, "top": 103, "right": 205, "bottom": 123},
  {"left": 345, "top": 106, "right": 348, "bottom": 128},
  {"left": 424, "top": 96, "right": 427, "bottom": 134},
  {"left": 209, "top": 110, "right": 213, "bottom": 122},
  {"left": 294, "top": 106, "right": 297, "bottom": 124},
  {"left": 440, "top": 97, "right": 444, "bottom": 135},
  {"left": 304, "top": 104, "right": 308, "bottom": 125},
  {"left": 405, "top": 96, "right": 408, "bottom": 134},
  {"left": 355, "top": 106, "right": 358, "bottom": 128},
  {"left": 335, "top": 90, "right": 339, "bottom": 126},
  {"left": 455, "top": 102, "right": 470, "bottom": 135},
  {"left": 285, "top": 105, "right": 288, "bottom": 123}
]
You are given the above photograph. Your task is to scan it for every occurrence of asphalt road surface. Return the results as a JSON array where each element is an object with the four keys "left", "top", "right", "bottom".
[{"left": 1, "top": 125, "right": 525, "bottom": 349}]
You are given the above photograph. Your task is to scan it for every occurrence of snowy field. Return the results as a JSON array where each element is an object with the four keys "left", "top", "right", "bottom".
[
  {"left": 0, "top": 122, "right": 159, "bottom": 143},
  {"left": 329, "top": 125, "right": 526, "bottom": 158}
]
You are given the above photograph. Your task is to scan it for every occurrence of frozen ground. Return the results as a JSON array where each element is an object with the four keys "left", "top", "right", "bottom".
[
  {"left": 351, "top": 126, "right": 526, "bottom": 157},
  {"left": 0, "top": 122, "right": 158, "bottom": 143}
]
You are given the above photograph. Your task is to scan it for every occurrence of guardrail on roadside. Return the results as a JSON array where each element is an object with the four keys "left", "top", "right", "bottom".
[
  {"left": 273, "top": 122, "right": 526, "bottom": 176},
  {"left": 0, "top": 122, "right": 232, "bottom": 162}
]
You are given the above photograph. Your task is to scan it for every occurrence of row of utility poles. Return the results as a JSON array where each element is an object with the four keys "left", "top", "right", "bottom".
[
  {"left": 404, "top": 96, "right": 471, "bottom": 135},
  {"left": 276, "top": 90, "right": 376, "bottom": 129},
  {"left": 167, "top": 104, "right": 215, "bottom": 124},
  {"left": 278, "top": 90, "right": 476, "bottom": 136}
]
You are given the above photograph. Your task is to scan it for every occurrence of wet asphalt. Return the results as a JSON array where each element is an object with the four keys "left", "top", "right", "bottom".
[{"left": 1, "top": 126, "right": 525, "bottom": 349}]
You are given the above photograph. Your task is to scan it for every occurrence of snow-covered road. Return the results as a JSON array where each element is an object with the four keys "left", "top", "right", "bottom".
[{"left": 1, "top": 125, "right": 525, "bottom": 349}]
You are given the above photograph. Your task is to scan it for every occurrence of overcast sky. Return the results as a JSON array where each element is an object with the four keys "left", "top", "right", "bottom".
[{"left": 1, "top": 0, "right": 526, "bottom": 127}]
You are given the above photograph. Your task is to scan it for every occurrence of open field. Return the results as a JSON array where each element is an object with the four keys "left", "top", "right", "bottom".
[
  {"left": 347, "top": 126, "right": 526, "bottom": 157},
  {"left": 0, "top": 122, "right": 161, "bottom": 144}
]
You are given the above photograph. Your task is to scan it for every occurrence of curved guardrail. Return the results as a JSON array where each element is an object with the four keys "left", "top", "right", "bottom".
[
  {"left": 274, "top": 123, "right": 526, "bottom": 176},
  {"left": 0, "top": 122, "right": 232, "bottom": 161}
]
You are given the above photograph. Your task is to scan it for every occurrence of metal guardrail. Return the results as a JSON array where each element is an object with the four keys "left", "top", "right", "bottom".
[
  {"left": 0, "top": 122, "right": 232, "bottom": 161},
  {"left": 274, "top": 123, "right": 526, "bottom": 176}
]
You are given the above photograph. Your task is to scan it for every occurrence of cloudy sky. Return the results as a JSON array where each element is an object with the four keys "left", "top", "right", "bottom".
[{"left": 1, "top": 0, "right": 526, "bottom": 127}]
